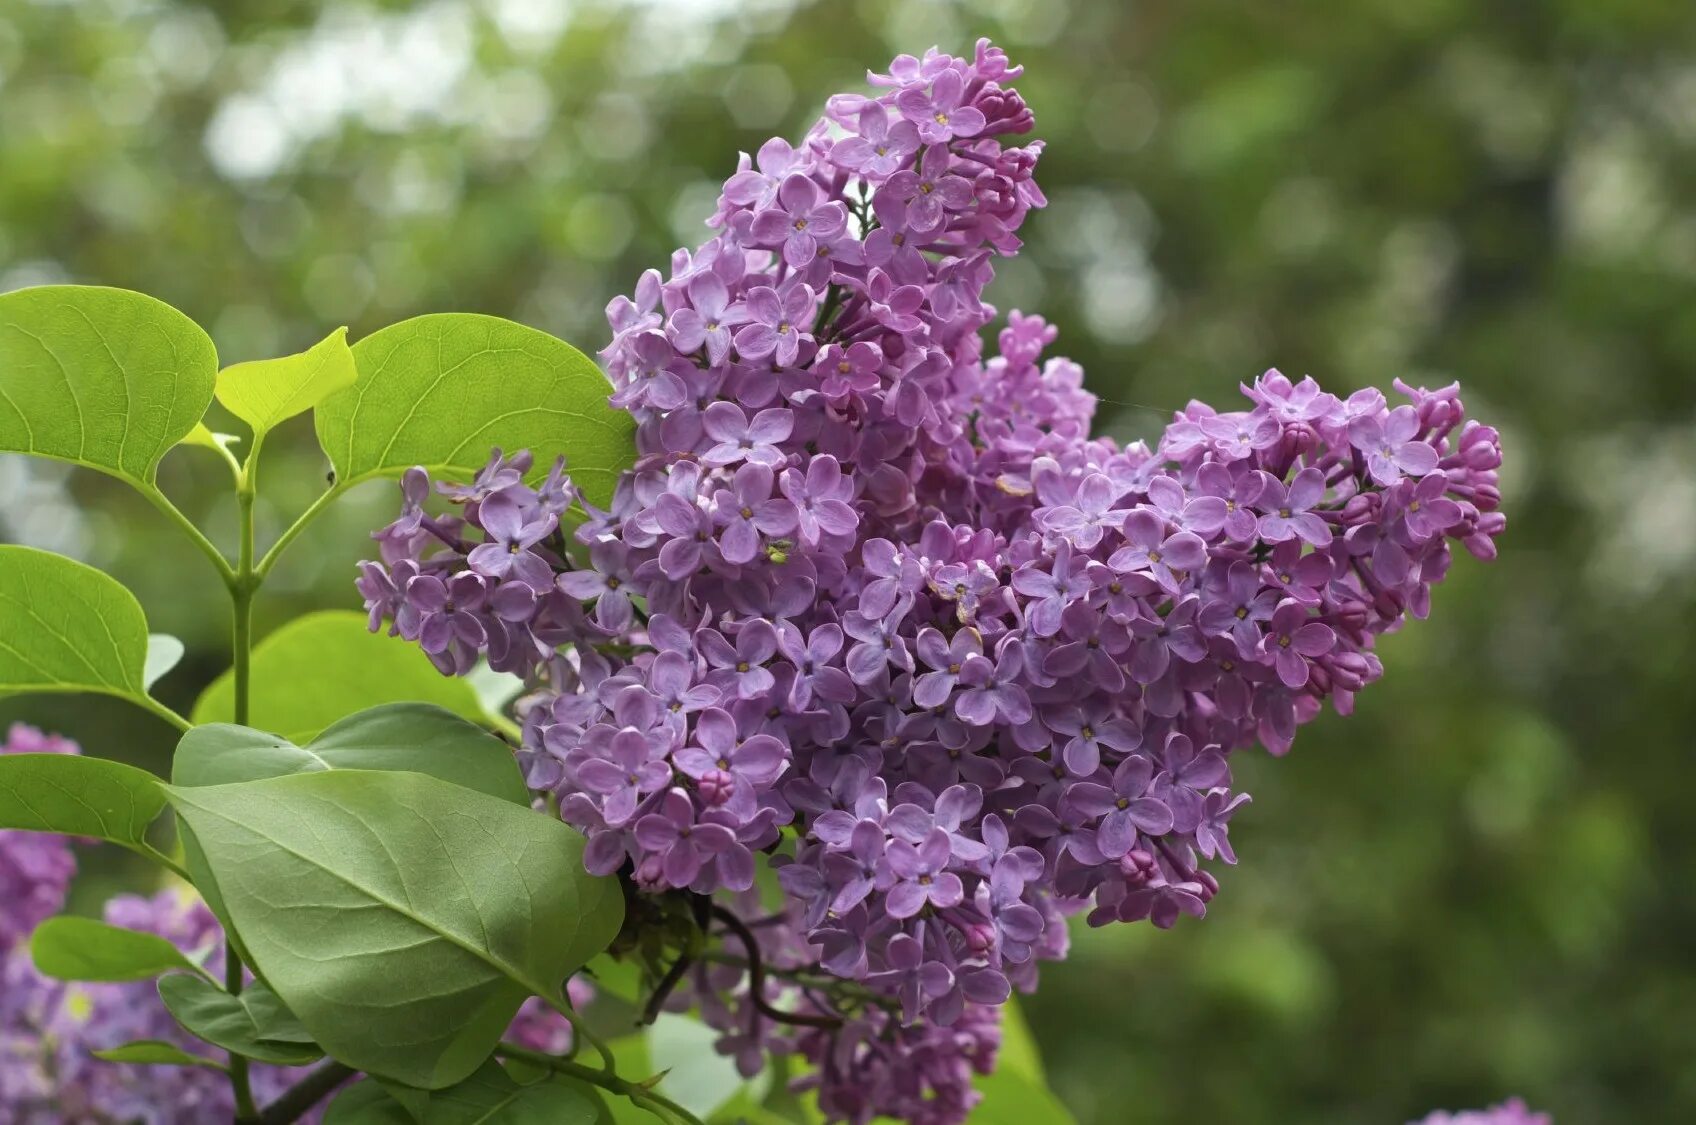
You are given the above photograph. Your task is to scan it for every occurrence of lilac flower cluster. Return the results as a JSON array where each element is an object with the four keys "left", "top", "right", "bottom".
[
  {"left": 1411, "top": 1099, "right": 1550, "bottom": 1125},
  {"left": 359, "top": 40, "right": 1504, "bottom": 1124}
]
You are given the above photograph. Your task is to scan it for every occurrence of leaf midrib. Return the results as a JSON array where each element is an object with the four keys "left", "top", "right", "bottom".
[{"left": 171, "top": 787, "right": 561, "bottom": 1004}]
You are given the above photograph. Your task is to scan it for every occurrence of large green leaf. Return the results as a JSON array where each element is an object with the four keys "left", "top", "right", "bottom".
[
  {"left": 173, "top": 703, "right": 529, "bottom": 805},
  {"left": 189, "top": 610, "right": 486, "bottom": 738},
  {"left": 166, "top": 769, "right": 625, "bottom": 1090},
  {"left": 29, "top": 916, "right": 202, "bottom": 982},
  {"left": 157, "top": 973, "right": 324, "bottom": 1067},
  {"left": 216, "top": 326, "right": 357, "bottom": 436},
  {"left": 0, "top": 285, "right": 217, "bottom": 485},
  {"left": 0, "top": 752, "right": 167, "bottom": 854},
  {"left": 315, "top": 313, "right": 633, "bottom": 509},
  {"left": 0, "top": 545, "right": 151, "bottom": 707},
  {"left": 326, "top": 1063, "right": 608, "bottom": 1124}
]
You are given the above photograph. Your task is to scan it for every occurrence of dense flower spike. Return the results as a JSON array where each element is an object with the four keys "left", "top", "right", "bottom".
[
  {"left": 361, "top": 39, "right": 1504, "bottom": 1124},
  {"left": 1410, "top": 1099, "right": 1551, "bottom": 1125}
]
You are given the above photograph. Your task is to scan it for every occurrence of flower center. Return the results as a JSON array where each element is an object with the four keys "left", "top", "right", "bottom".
[{"left": 736, "top": 661, "right": 751, "bottom": 673}]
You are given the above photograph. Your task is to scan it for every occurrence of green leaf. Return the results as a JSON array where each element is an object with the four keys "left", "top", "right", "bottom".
[
  {"left": 173, "top": 703, "right": 530, "bottom": 806},
  {"left": 969, "top": 1069, "right": 1077, "bottom": 1125},
  {"left": 0, "top": 285, "right": 218, "bottom": 486},
  {"left": 166, "top": 769, "right": 625, "bottom": 1090},
  {"left": 328, "top": 1063, "right": 607, "bottom": 1125},
  {"left": 0, "top": 752, "right": 166, "bottom": 852},
  {"left": 143, "top": 633, "right": 184, "bottom": 691},
  {"left": 0, "top": 545, "right": 150, "bottom": 706},
  {"left": 92, "top": 1039, "right": 227, "bottom": 1070},
  {"left": 316, "top": 313, "right": 634, "bottom": 509},
  {"left": 649, "top": 1012, "right": 766, "bottom": 1119},
  {"left": 216, "top": 326, "right": 357, "bottom": 436},
  {"left": 189, "top": 610, "right": 487, "bottom": 739},
  {"left": 181, "top": 422, "right": 242, "bottom": 455},
  {"left": 157, "top": 973, "right": 324, "bottom": 1066},
  {"left": 29, "top": 916, "right": 201, "bottom": 982},
  {"left": 995, "top": 998, "right": 1045, "bottom": 1083}
]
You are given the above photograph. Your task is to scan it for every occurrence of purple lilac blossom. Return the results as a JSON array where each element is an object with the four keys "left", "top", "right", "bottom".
[{"left": 359, "top": 39, "right": 1505, "bottom": 1125}]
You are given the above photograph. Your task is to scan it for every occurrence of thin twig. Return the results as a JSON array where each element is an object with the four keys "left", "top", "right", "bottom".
[
  {"left": 709, "top": 906, "right": 842, "bottom": 1031},
  {"left": 640, "top": 950, "right": 694, "bottom": 1026}
]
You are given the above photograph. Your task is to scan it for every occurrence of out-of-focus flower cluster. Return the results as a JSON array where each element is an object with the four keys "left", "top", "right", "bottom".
[
  {"left": 0, "top": 723, "right": 582, "bottom": 1121},
  {"left": 360, "top": 39, "right": 1504, "bottom": 1124},
  {"left": 1411, "top": 1099, "right": 1550, "bottom": 1125}
]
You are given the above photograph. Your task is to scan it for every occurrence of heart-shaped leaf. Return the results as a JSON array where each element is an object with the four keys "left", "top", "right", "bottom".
[
  {"left": 0, "top": 545, "right": 151, "bottom": 706},
  {"left": 173, "top": 703, "right": 529, "bottom": 806},
  {"left": 190, "top": 611, "right": 487, "bottom": 739},
  {"left": 157, "top": 973, "right": 324, "bottom": 1067},
  {"left": 167, "top": 769, "right": 624, "bottom": 1090},
  {"left": 216, "top": 326, "right": 357, "bottom": 437},
  {"left": 29, "top": 916, "right": 203, "bottom": 983},
  {"left": 0, "top": 285, "right": 217, "bottom": 486},
  {"left": 0, "top": 752, "right": 166, "bottom": 854},
  {"left": 315, "top": 313, "right": 634, "bottom": 509}
]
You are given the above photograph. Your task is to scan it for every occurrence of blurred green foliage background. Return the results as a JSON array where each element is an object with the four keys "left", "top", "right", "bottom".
[{"left": 2, "top": 0, "right": 1693, "bottom": 1121}]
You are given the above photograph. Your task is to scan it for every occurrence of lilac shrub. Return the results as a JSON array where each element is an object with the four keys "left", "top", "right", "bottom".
[{"left": 359, "top": 40, "right": 1505, "bottom": 1123}]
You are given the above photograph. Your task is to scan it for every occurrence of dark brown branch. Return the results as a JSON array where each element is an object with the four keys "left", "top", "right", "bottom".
[
  {"left": 258, "top": 1061, "right": 356, "bottom": 1125},
  {"left": 709, "top": 905, "right": 842, "bottom": 1032},
  {"left": 641, "top": 949, "right": 695, "bottom": 1026}
]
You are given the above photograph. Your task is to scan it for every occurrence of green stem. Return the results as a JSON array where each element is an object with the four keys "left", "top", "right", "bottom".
[
  {"left": 542, "top": 991, "right": 616, "bottom": 1075},
  {"left": 254, "top": 484, "right": 342, "bottom": 579},
  {"left": 496, "top": 1043, "right": 704, "bottom": 1125},
  {"left": 226, "top": 434, "right": 264, "bottom": 1123},
  {"left": 133, "top": 692, "right": 193, "bottom": 733},
  {"left": 138, "top": 481, "right": 235, "bottom": 586}
]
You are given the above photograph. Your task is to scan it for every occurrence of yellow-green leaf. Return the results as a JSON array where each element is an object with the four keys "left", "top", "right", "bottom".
[{"left": 216, "top": 326, "right": 356, "bottom": 436}]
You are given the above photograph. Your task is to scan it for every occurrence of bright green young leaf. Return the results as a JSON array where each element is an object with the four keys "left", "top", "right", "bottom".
[
  {"left": 92, "top": 1039, "right": 227, "bottom": 1071},
  {"left": 143, "top": 633, "right": 184, "bottom": 691},
  {"left": 0, "top": 285, "right": 218, "bottom": 486},
  {"left": 0, "top": 545, "right": 150, "bottom": 706},
  {"left": 166, "top": 769, "right": 625, "bottom": 1090},
  {"left": 190, "top": 610, "right": 487, "bottom": 738},
  {"left": 649, "top": 1012, "right": 768, "bottom": 1120},
  {"left": 216, "top": 326, "right": 357, "bottom": 436},
  {"left": 328, "top": 1063, "right": 607, "bottom": 1125},
  {"left": 173, "top": 703, "right": 529, "bottom": 805},
  {"left": 0, "top": 752, "right": 167, "bottom": 854},
  {"left": 181, "top": 422, "right": 242, "bottom": 455},
  {"left": 29, "top": 916, "right": 202, "bottom": 983},
  {"left": 315, "top": 313, "right": 634, "bottom": 509},
  {"left": 157, "top": 973, "right": 324, "bottom": 1066}
]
